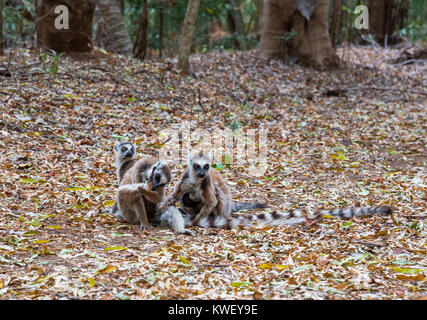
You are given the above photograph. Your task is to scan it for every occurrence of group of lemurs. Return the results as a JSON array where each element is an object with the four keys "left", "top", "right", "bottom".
[{"left": 112, "top": 141, "right": 392, "bottom": 235}]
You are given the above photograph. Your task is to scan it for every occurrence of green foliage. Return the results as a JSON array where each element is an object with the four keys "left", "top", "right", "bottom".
[
  {"left": 402, "top": 0, "right": 427, "bottom": 42},
  {"left": 122, "top": 0, "right": 262, "bottom": 56},
  {"left": 2, "top": 2, "right": 35, "bottom": 48},
  {"left": 275, "top": 29, "right": 297, "bottom": 42},
  {"left": 1, "top": 0, "right": 425, "bottom": 54},
  {"left": 40, "top": 50, "right": 65, "bottom": 77},
  {"left": 339, "top": 0, "right": 426, "bottom": 44}
]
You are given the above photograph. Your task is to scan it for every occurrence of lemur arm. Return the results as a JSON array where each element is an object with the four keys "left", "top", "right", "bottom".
[
  {"left": 158, "top": 188, "right": 181, "bottom": 212},
  {"left": 191, "top": 188, "right": 218, "bottom": 226},
  {"left": 140, "top": 187, "right": 165, "bottom": 204},
  {"left": 212, "top": 185, "right": 231, "bottom": 218},
  {"left": 118, "top": 183, "right": 149, "bottom": 200},
  {"left": 119, "top": 181, "right": 165, "bottom": 204},
  {"left": 157, "top": 182, "right": 182, "bottom": 212}
]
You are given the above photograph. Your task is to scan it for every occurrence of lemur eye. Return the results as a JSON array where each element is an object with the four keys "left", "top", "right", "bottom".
[
  {"left": 193, "top": 164, "right": 199, "bottom": 170},
  {"left": 121, "top": 147, "right": 127, "bottom": 153},
  {"left": 203, "top": 164, "right": 210, "bottom": 170}
]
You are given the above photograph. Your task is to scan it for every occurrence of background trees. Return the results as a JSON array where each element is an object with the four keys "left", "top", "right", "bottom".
[
  {"left": 0, "top": 0, "right": 425, "bottom": 66},
  {"left": 259, "top": 0, "right": 342, "bottom": 70},
  {"left": 95, "top": 0, "right": 133, "bottom": 55},
  {"left": 35, "top": 0, "right": 96, "bottom": 53}
]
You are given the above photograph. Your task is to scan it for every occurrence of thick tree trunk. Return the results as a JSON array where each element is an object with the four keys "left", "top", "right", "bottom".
[
  {"left": 177, "top": 0, "right": 200, "bottom": 73},
  {"left": 260, "top": 0, "right": 341, "bottom": 70},
  {"left": 133, "top": 0, "right": 148, "bottom": 60},
  {"left": 35, "top": 0, "right": 95, "bottom": 53},
  {"left": 95, "top": 0, "right": 133, "bottom": 55},
  {"left": 367, "top": 0, "right": 408, "bottom": 46},
  {"left": 367, "top": 0, "right": 386, "bottom": 45}
]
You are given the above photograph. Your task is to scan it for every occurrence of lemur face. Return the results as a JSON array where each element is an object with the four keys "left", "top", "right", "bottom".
[
  {"left": 189, "top": 153, "right": 212, "bottom": 178},
  {"left": 150, "top": 161, "right": 172, "bottom": 191},
  {"left": 192, "top": 162, "right": 210, "bottom": 178},
  {"left": 114, "top": 142, "right": 135, "bottom": 160}
]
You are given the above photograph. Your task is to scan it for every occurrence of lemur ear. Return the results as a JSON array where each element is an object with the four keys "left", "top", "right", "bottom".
[
  {"left": 151, "top": 163, "right": 158, "bottom": 175},
  {"left": 155, "top": 161, "right": 165, "bottom": 169},
  {"left": 150, "top": 161, "right": 162, "bottom": 178}
]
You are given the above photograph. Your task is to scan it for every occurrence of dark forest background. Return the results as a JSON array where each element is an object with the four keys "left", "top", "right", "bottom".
[{"left": 2, "top": 0, "right": 426, "bottom": 57}]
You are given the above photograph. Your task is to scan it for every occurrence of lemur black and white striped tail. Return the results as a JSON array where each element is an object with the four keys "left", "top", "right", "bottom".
[
  {"left": 194, "top": 205, "right": 392, "bottom": 229},
  {"left": 231, "top": 201, "right": 268, "bottom": 212}
]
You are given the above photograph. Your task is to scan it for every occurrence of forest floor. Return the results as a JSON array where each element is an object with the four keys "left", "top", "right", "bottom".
[{"left": 0, "top": 46, "right": 426, "bottom": 300}]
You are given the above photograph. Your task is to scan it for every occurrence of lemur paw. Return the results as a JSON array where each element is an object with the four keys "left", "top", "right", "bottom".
[
  {"left": 179, "top": 229, "right": 195, "bottom": 236},
  {"left": 139, "top": 223, "right": 152, "bottom": 230}
]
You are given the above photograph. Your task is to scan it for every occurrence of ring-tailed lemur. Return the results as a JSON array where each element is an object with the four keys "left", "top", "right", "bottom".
[
  {"left": 157, "top": 152, "right": 267, "bottom": 227},
  {"left": 158, "top": 152, "right": 391, "bottom": 229},
  {"left": 111, "top": 142, "right": 137, "bottom": 215},
  {"left": 160, "top": 201, "right": 391, "bottom": 229},
  {"left": 116, "top": 158, "right": 194, "bottom": 235},
  {"left": 117, "top": 158, "right": 171, "bottom": 229}
]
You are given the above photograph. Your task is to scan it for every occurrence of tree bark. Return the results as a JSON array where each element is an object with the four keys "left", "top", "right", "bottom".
[
  {"left": 177, "top": 0, "right": 200, "bottom": 73},
  {"left": 330, "top": 0, "right": 341, "bottom": 50},
  {"left": 226, "top": 8, "right": 239, "bottom": 49},
  {"left": 252, "top": 0, "right": 263, "bottom": 36},
  {"left": 133, "top": 0, "right": 148, "bottom": 60},
  {"left": 95, "top": 0, "right": 133, "bottom": 55},
  {"left": 158, "top": 6, "right": 164, "bottom": 58},
  {"left": 35, "top": 0, "right": 96, "bottom": 53},
  {"left": 260, "top": 0, "right": 341, "bottom": 70},
  {"left": 0, "top": 0, "right": 3, "bottom": 55},
  {"left": 119, "top": 0, "right": 124, "bottom": 15},
  {"left": 367, "top": 0, "right": 409, "bottom": 46},
  {"left": 226, "top": 0, "right": 246, "bottom": 50}
]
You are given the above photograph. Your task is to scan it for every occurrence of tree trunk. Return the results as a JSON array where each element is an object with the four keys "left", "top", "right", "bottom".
[
  {"left": 367, "top": 0, "right": 409, "bottom": 46},
  {"left": 0, "top": 0, "right": 3, "bottom": 55},
  {"left": 252, "top": 0, "right": 263, "bottom": 36},
  {"left": 35, "top": 0, "right": 95, "bottom": 53},
  {"left": 226, "top": 0, "right": 246, "bottom": 50},
  {"left": 118, "top": 0, "right": 124, "bottom": 15},
  {"left": 330, "top": 0, "right": 341, "bottom": 50},
  {"left": 177, "top": 0, "right": 200, "bottom": 73},
  {"left": 133, "top": 0, "right": 148, "bottom": 60},
  {"left": 95, "top": 0, "right": 133, "bottom": 55},
  {"left": 260, "top": 0, "right": 341, "bottom": 70},
  {"left": 158, "top": 6, "right": 164, "bottom": 58},
  {"left": 367, "top": 0, "right": 386, "bottom": 45},
  {"left": 226, "top": 9, "right": 239, "bottom": 49}
]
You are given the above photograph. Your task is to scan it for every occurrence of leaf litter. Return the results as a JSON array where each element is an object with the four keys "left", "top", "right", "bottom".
[{"left": 0, "top": 46, "right": 426, "bottom": 300}]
